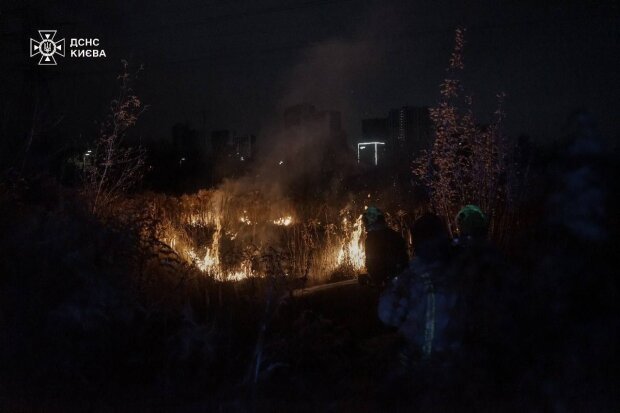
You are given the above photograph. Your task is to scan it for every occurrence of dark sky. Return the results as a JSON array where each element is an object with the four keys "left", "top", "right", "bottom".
[{"left": 2, "top": 0, "right": 618, "bottom": 146}]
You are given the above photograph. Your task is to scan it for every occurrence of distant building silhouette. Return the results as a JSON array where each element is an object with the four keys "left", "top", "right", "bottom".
[
  {"left": 211, "top": 129, "right": 234, "bottom": 158},
  {"left": 173, "top": 122, "right": 206, "bottom": 163},
  {"left": 387, "top": 106, "right": 432, "bottom": 160},
  {"left": 211, "top": 130, "right": 256, "bottom": 161},
  {"left": 209, "top": 129, "right": 257, "bottom": 183},
  {"left": 234, "top": 134, "right": 256, "bottom": 161},
  {"left": 359, "top": 106, "right": 432, "bottom": 168}
]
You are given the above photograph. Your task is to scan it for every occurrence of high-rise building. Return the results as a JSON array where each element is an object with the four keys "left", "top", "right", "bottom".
[
  {"left": 209, "top": 130, "right": 258, "bottom": 184},
  {"left": 387, "top": 106, "right": 432, "bottom": 159},
  {"left": 173, "top": 122, "right": 206, "bottom": 161},
  {"left": 211, "top": 129, "right": 234, "bottom": 158},
  {"left": 233, "top": 134, "right": 256, "bottom": 161},
  {"left": 211, "top": 130, "right": 256, "bottom": 161},
  {"left": 358, "top": 106, "right": 431, "bottom": 168}
]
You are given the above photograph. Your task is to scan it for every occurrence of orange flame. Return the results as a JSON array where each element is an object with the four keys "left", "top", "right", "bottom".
[
  {"left": 336, "top": 214, "right": 366, "bottom": 272},
  {"left": 160, "top": 192, "right": 366, "bottom": 282},
  {"left": 273, "top": 216, "right": 293, "bottom": 226}
]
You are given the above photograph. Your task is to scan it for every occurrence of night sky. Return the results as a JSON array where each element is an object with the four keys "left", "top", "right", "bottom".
[{"left": 3, "top": 0, "right": 618, "bottom": 146}]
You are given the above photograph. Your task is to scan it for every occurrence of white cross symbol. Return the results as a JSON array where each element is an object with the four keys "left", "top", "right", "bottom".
[{"left": 30, "top": 30, "right": 65, "bottom": 65}]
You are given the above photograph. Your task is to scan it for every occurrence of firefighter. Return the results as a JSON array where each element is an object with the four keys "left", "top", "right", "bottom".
[
  {"left": 378, "top": 206, "right": 492, "bottom": 363},
  {"left": 361, "top": 206, "right": 408, "bottom": 287},
  {"left": 378, "top": 213, "right": 458, "bottom": 364},
  {"left": 453, "top": 204, "right": 489, "bottom": 245},
  {"left": 449, "top": 204, "right": 517, "bottom": 387}
]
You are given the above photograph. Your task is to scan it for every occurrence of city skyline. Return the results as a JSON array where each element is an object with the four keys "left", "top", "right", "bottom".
[{"left": 3, "top": 0, "right": 617, "bottom": 148}]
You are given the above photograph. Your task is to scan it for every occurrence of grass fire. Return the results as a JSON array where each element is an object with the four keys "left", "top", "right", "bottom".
[
  {"left": 150, "top": 188, "right": 370, "bottom": 283},
  {"left": 1, "top": 2, "right": 617, "bottom": 412}
]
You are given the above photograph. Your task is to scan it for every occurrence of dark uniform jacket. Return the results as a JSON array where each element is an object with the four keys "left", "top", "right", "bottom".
[{"left": 364, "top": 225, "right": 408, "bottom": 286}]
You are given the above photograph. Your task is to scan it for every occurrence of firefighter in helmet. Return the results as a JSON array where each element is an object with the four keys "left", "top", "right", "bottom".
[{"left": 454, "top": 204, "right": 489, "bottom": 245}]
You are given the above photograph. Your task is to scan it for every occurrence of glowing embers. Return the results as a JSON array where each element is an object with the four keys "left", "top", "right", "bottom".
[
  {"left": 239, "top": 210, "right": 253, "bottom": 225},
  {"left": 273, "top": 216, "right": 293, "bottom": 226}
]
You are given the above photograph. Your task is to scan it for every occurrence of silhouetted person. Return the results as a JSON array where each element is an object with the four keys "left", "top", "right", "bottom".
[
  {"left": 362, "top": 206, "right": 408, "bottom": 287},
  {"left": 378, "top": 213, "right": 457, "bottom": 363},
  {"left": 445, "top": 205, "right": 526, "bottom": 408},
  {"left": 376, "top": 213, "right": 462, "bottom": 410}
]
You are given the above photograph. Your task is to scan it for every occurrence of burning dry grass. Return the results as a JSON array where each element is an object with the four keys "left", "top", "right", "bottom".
[{"left": 147, "top": 189, "right": 367, "bottom": 284}]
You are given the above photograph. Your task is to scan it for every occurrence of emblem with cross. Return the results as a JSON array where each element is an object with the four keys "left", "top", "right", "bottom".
[{"left": 30, "top": 30, "right": 65, "bottom": 65}]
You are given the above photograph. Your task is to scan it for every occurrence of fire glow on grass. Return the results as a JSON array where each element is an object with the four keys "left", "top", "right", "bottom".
[
  {"left": 335, "top": 215, "right": 366, "bottom": 272},
  {"left": 159, "top": 191, "right": 367, "bottom": 282},
  {"left": 178, "top": 210, "right": 254, "bottom": 282},
  {"left": 239, "top": 211, "right": 253, "bottom": 225},
  {"left": 273, "top": 216, "right": 293, "bottom": 226}
]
